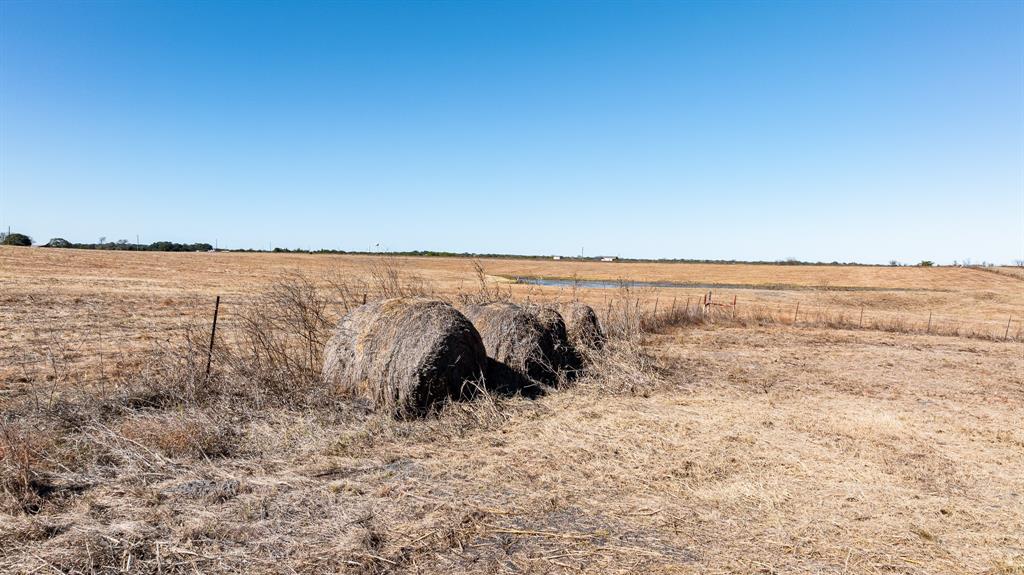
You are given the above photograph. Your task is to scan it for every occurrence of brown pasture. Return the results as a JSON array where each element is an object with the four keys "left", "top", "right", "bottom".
[{"left": 1, "top": 246, "right": 1022, "bottom": 574}]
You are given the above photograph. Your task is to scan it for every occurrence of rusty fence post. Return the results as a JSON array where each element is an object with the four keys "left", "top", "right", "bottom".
[{"left": 205, "top": 295, "right": 221, "bottom": 380}]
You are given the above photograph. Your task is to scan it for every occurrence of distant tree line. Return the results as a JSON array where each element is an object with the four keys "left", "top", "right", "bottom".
[
  {"left": 1, "top": 230, "right": 1010, "bottom": 266},
  {"left": 40, "top": 238, "right": 213, "bottom": 252}
]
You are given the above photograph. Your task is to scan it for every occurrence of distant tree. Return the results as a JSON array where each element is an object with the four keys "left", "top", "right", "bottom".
[
  {"left": 918, "top": 261, "right": 934, "bottom": 267},
  {"left": 44, "top": 238, "right": 72, "bottom": 248},
  {"left": 145, "top": 241, "right": 213, "bottom": 252},
  {"left": 888, "top": 260, "right": 900, "bottom": 266},
  {"left": 1014, "top": 259, "right": 1024, "bottom": 267},
  {"left": 1, "top": 232, "right": 32, "bottom": 246}
]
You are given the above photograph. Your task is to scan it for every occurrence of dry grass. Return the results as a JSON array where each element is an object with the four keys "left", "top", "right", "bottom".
[
  {"left": 2, "top": 247, "right": 1023, "bottom": 573},
  {"left": 4, "top": 247, "right": 1020, "bottom": 385},
  {"left": 2, "top": 324, "right": 1020, "bottom": 573}
]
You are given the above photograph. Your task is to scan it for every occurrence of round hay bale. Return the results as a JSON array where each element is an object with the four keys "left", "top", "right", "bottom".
[
  {"left": 461, "top": 303, "right": 560, "bottom": 388},
  {"left": 529, "top": 306, "right": 583, "bottom": 379},
  {"left": 556, "top": 302, "right": 605, "bottom": 352},
  {"left": 322, "top": 298, "right": 486, "bottom": 418}
]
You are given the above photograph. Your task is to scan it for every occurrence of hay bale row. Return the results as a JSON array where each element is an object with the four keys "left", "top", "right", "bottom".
[
  {"left": 322, "top": 297, "right": 486, "bottom": 419},
  {"left": 322, "top": 298, "right": 605, "bottom": 418}
]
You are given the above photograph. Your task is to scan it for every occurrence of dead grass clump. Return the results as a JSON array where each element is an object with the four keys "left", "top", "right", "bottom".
[
  {"left": 459, "top": 259, "right": 512, "bottom": 305},
  {"left": 0, "top": 417, "right": 92, "bottom": 517},
  {"left": 228, "top": 274, "right": 335, "bottom": 403},
  {"left": 365, "top": 254, "right": 435, "bottom": 299},
  {"left": 580, "top": 338, "right": 663, "bottom": 396},
  {"left": 323, "top": 298, "right": 487, "bottom": 418},
  {"left": 118, "top": 412, "right": 237, "bottom": 459},
  {"left": 96, "top": 274, "right": 347, "bottom": 411},
  {"left": 0, "top": 423, "right": 49, "bottom": 514},
  {"left": 17, "top": 522, "right": 163, "bottom": 574},
  {"left": 462, "top": 303, "right": 562, "bottom": 389}
]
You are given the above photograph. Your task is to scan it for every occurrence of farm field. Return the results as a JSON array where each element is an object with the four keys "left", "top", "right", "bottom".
[
  {"left": 3, "top": 247, "right": 1022, "bottom": 384},
  {"left": 1, "top": 246, "right": 1023, "bottom": 574}
]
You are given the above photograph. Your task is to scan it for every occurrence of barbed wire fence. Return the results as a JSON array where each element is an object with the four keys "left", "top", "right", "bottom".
[{"left": 2, "top": 289, "right": 1021, "bottom": 390}]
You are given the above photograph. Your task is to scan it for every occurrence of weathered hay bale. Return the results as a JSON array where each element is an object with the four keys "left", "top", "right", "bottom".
[
  {"left": 322, "top": 298, "right": 486, "bottom": 418},
  {"left": 461, "top": 303, "right": 561, "bottom": 388},
  {"left": 556, "top": 302, "right": 606, "bottom": 351},
  {"left": 529, "top": 306, "right": 583, "bottom": 379}
]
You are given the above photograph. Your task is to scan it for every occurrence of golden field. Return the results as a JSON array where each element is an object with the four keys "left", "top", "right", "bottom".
[
  {"left": 3, "top": 247, "right": 1022, "bottom": 384},
  {"left": 1, "top": 246, "right": 1023, "bottom": 574}
]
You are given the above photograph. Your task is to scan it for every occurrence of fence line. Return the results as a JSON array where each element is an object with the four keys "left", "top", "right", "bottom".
[
  {"left": 604, "top": 293, "right": 1022, "bottom": 343},
  {"left": 3, "top": 291, "right": 1021, "bottom": 388}
]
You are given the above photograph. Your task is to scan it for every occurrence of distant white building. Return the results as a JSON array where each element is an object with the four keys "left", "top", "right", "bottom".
[
  {"left": 552, "top": 256, "right": 561, "bottom": 260},
  {"left": 601, "top": 257, "right": 616, "bottom": 262}
]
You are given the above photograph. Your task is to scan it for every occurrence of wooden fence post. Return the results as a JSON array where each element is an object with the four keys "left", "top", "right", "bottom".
[
  {"left": 927, "top": 311, "right": 932, "bottom": 333},
  {"left": 793, "top": 302, "right": 799, "bottom": 323},
  {"left": 859, "top": 305, "right": 864, "bottom": 328},
  {"left": 1005, "top": 316, "right": 1013, "bottom": 340}
]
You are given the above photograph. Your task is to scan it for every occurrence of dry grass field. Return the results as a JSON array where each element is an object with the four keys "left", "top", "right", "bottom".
[
  {"left": 1, "top": 246, "right": 1023, "bottom": 574},
  {"left": 3, "top": 247, "right": 1022, "bottom": 384}
]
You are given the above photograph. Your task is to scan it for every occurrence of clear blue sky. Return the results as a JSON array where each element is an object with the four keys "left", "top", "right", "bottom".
[{"left": 1, "top": 1, "right": 1021, "bottom": 264}]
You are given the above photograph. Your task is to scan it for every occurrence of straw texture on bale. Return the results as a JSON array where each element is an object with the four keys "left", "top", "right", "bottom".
[
  {"left": 556, "top": 302, "right": 605, "bottom": 352},
  {"left": 530, "top": 306, "right": 584, "bottom": 379},
  {"left": 322, "top": 298, "right": 486, "bottom": 418},
  {"left": 461, "top": 303, "right": 561, "bottom": 388}
]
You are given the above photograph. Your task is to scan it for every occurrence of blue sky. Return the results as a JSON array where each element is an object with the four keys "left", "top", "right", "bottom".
[{"left": 1, "top": 1, "right": 1021, "bottom": 263}]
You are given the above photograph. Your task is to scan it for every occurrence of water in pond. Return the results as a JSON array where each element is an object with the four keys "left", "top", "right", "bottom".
[
  {"left": 511, "top": 277, "right": 933, "bottom": 292},
  {"left": 515, "top": 277, "right": 752, "bottom": 290}
]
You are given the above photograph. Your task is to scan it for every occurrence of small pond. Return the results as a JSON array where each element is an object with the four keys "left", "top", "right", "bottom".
[
  {"left": 514, "top": 277, "right": 756, "bottom": 290},
  {"left": 510, "top": 277, "right": 935, "bottom": 292}
]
